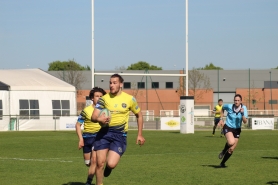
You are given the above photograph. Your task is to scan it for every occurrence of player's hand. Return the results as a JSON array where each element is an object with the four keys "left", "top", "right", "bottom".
[
  {"left": 78, "top": 139, "right": 84, "bottom": 150},
  {"left": 240, "top": 108, "right": 244, "bottom": 113},
  {"left": 98, "top": 112, "right": 110, "bottom": 125},
  {"left": 136, "top": 135, "right": 145, "bottom": 146}
]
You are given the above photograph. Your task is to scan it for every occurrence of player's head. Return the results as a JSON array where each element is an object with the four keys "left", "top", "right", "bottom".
[
  {"left": 89, "top": 87, "right": 106, "bottom": 105},
  {"left": 109, "top": 73, "right": 124, "bottom": 95},
  {"left": 218, "top": 99, "right": 223, "bottom": 106},
  {"left": 234, "top": 94, "right": 242, "bottom": 106}
]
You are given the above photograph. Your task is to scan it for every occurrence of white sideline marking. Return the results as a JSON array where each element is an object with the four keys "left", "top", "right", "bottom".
[
  {"left": 123, "top": 149, "right": 277, "bottom": 156},
  {"left": 0, "top": 157, "right": 72, "bottom": 163}
]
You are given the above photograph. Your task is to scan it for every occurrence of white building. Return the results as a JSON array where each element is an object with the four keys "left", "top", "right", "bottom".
[{"left": 0, "top": 69, "right": 76, "bottom": 131}]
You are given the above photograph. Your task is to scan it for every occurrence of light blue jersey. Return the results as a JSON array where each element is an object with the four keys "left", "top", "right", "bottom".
[{"left": 223, "top": 104, "right": 248, "bottom": 129}]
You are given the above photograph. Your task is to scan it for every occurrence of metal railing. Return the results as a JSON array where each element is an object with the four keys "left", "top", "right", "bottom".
[{"left": 1, "top": 110, "right": 277, "bottom": 131}]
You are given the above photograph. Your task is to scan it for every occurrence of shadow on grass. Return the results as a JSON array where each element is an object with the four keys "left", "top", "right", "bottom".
[
  {"left": 168, "top": 131, "right": 180, "bottom": 134},
  {"left": 261, "top": 156, "right": 278, "bottom": 160},
  {"left": 204, "top": 136, "right": 224, "bottom": 138},
  {"left": 266, "top": 181, "right": 278, "bottom": 185},
  {"left": 62, "top": 182, "right": 87, "bottom": 185},
  {"left": 201, "top": 164, "right": 227, "bottom": 169},
  {"left": 204, "top": 136, "right": 219, "bottom": 138}
]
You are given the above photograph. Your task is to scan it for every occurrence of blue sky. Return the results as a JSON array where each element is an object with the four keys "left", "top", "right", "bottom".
[{"left": 0, "top": 0, "right": 277, "bottom": 70}]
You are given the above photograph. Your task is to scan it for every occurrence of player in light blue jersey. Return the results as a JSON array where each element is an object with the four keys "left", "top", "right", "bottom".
[{"left": 217, "top": 94, "right": 248, "bottom": 167}]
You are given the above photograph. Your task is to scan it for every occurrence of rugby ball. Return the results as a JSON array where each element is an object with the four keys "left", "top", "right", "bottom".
[{"left": 98, "top": 108, "right": 111, "bottom": 127}]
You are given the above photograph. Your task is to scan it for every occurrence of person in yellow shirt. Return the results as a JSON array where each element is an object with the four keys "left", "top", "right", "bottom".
[
  {"left": 91, "top": 74, "right": 145, "bottom": 185},
  {"left": 212, "top": 99, "right": 223, "bottom": 136},
  {"left": 75, "top": 87, "right": 106, "bottom": 185}
]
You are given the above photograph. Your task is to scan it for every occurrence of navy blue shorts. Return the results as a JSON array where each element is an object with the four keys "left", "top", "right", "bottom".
[
  {"left": 94, "top": 127, "right": 127, "bottom": 156},
  {"left": 214, "top": 118, "right": 220, "bottom": 126},
  {"left": 223, "top": 124, "right": 241, "bottom": 138},
  {"left": 82, "top": 133, "right": 97, "bottom": 154}
]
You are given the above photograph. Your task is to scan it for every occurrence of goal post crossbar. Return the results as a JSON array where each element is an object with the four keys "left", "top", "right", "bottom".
[{"left": 94, "top": 73, "right": 186, "bottom": 77}]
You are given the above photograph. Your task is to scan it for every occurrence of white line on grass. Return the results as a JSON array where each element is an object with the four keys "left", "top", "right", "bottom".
[
  {"left": 122, "top": 149, "right": 277, "bottom": 157},
  {"left": 0, "top": 157, "right": 73, "bottom": 163}
]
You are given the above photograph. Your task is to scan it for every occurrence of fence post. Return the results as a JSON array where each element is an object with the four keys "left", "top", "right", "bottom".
[
  {"left": 54, "top": 117, "right": 56, "bottom": 131},
  {"left": 155, "top": 117, "right": 159, "bottom": 130}
]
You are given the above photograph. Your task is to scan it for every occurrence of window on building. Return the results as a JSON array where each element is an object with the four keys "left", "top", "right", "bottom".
[
  {"left": 19, "top": 100, "right": 40, "bottom": 119},
  {"left": 152, "top": 82, "right": 159, "bottom": 88},
  {"left": 52, "top": 100, "right": 70, "bottom": 119},
  {"left": 166, "top": 82, "right": 173, "bottom": 89},
  {"left": 0, "top": 100, "right": 2, "bottom": 120},
  {"left": 137, "top": 82, "right": 145, "bottom": 89},
  {"left": 124, "top": 82, "right": 131, "bottom": 89}
]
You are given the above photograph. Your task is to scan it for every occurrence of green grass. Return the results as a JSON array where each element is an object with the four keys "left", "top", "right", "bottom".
[{"left": 0, "top": 130, "right": 277, "bottom": 185}]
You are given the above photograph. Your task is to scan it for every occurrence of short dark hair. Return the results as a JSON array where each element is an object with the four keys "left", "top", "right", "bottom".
[
  {"left": 89, "top": 87, "right": 106, "bottom": 99},
  {"left": 218, "top": 99, "right": 223, "bottom": 102},
  {"left": 111, "top": 73, "right": 124, "bottom": 83},
  {"left": 234, "top": 94, "right": 242, "bottom": 101}
]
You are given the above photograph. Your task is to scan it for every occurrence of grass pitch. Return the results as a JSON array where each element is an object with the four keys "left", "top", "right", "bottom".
[{"left": 0, "top": 130, "right": 277, "bottom": 185}]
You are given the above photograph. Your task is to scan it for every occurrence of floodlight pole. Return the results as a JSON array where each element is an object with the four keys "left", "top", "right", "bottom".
[
  {"left": 91, "top": 0, "right": 95, "bottom": 88},
  {"left": 185, "top": 0, "right": 188, "bottom": 96}
]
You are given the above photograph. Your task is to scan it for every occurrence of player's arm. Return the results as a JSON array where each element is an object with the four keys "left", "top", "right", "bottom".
[
  {"left": 130, "top": 96, "right": 145, "bottom": 146},
  {"left": 75, "top": 121, "right": 84, "bottom": 150},
  {"left": 241, "top": 106, "right": 248, "bottom": 124},
  {"left": 218, "top": 107, "right": 225, "bottom": 127},
  {"left": 91, "top": 97, "right": 110, "bottom": 124},
  {"left": 91, "top": 108, "right": 101, "bottom": 122},
  {"left": 212, "top": 107, "right": 216, "bottom": 114},
  {"left": 91, "top": 108, "right": 110, "bottom": 125},
  {"left": 134, "top": 111, "right": 145, "bottom": 146}
]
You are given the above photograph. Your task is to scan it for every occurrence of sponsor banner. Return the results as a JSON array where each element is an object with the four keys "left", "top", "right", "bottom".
[
  {"left": 59, "top": 116, "right": 80, "bottom": 130},
  {"left": 252, "top": 118, "right": 274, "bottom": 130},
  {"left": 161, "top": 117, "right": 180, "bottom": 130}
]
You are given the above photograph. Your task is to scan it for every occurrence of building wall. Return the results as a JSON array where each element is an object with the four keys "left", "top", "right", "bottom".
[{"left": 48, "top": 69, "right": 278, "bottom": 115}]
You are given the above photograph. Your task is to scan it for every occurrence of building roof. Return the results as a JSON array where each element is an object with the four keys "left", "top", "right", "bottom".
[{"left": 0, "top": 68, "right": 76, "bottom": 91}]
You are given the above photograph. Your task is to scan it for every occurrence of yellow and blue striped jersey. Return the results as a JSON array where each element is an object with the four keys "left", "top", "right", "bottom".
[
  {"left": 213, "top": 105, "right": 223, "bottom": 118},
  {"left": 77, "top": 105, "right": 101, "bottom": 134},
  {"left": 95, "top": 92, "right": 140, "bottom": 132}
]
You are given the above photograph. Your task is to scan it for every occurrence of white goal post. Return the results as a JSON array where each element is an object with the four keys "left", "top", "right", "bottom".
[{"left": 93, "top": 73, "right": 187, "bottom": 77}]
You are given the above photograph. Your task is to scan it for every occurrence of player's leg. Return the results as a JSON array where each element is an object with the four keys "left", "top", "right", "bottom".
[
  {"left": 94, "top": 128, "right": 111, "bottom": 185},
  {"left": 83, "top": 137, "right": 96, "bottom": 185},
  {"left": 218, "top": 130, "right": 230, "bottom": 160},
  {"left": 220, "top": 137, "right": 239, "bottom": 167},
  {"left": 83, "top": 152, "right": 91, "bottom": 167},
  {"left": 104, "top": 133, "right": 127, "bottom": 177},
  {"left": 212, "top": 118, "right": 217, "bottom": 136},
  {"left": 218, "top": 125, "right": 234, "bottom": 161},
  {"left": 220, "top": 129, "right": 239, "bottom": 167},
  {"left": 104, "top": 150, "right": 121, "bottom": 177},
  {"left": 95, "top": 149, "right": 109, "bottom": 185},
  {"left": 83, "top": 152, "right": 93, "bottom": 185},
  {"left": 86, "top": 150, "right": 97, "bottom": 185}
]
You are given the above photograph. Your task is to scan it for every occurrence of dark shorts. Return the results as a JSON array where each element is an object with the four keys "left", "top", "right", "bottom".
[
  {"left": 82, "top": 133, "right": 97, "bottom": 154},
  {"left": 214, "top": 118, "right": 221, "bottom": 125},
  {"left": 223, "top": 124, "right": 241, "bottom": 138},
  {"left": 94, "top": 127, "right": 127, "bottom": 156}
]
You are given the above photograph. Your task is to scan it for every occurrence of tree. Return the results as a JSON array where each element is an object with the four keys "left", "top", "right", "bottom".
[
  {"left": 244, "top": 81, "right": 262, "bottom": 110},
  {"left": 48, "top": 60, "right": 90, "bottom": 71},
  {"left": 127, "top": 61, "right": 162, "bottom": 70},
  {"left": 176, "top": 68, "right": 212, "bottom": 100},
  {"left": 197, "top": 63, "right": 223, "bottom": 70},
  {"left": 48, "top": 59, "right": 90, "bottom": 90}
]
